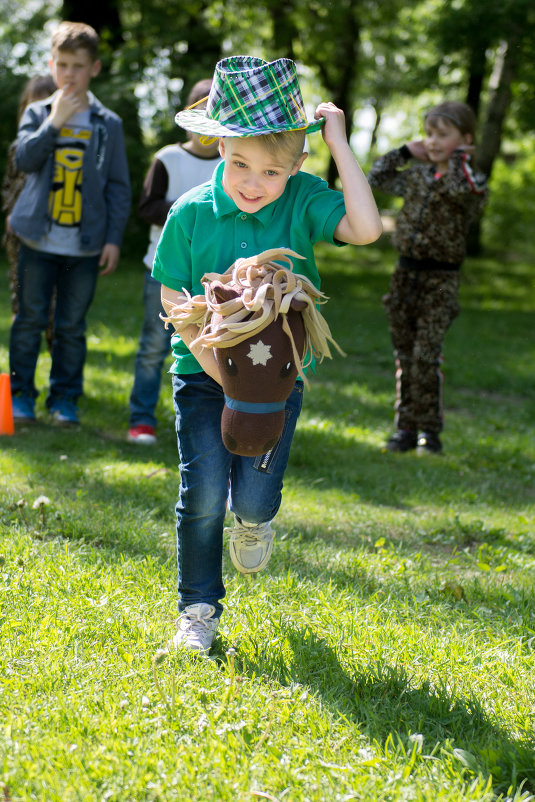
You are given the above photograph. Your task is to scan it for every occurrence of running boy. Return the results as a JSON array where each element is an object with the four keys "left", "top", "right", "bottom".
[
  {"left": 154, "top": 55, "right": 382, "bottom": 654},
  {"left": 368, "top": 101, "right": 488, "bottom": 455},
  {"left": 9, "top": 21, "right": 131, "bottom": 425}
]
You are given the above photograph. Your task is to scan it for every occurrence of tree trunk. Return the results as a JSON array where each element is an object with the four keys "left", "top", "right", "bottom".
[
  {"left": 321, "top": 19, "right": 360, "bottom": 188},
  {"left": 61, "top": 0, "right": 123, "bottom": 49},
  {"left": 477, "top": 34, "right": 519, "bottom": 178},
  {"left": 465, "top": 42, "right": 488, "bottom": 119},
  {"left": 369, "top": 101, "right": 382, "bottom": 154},
  {"left": 268, "top": 0, "right": 297, "bottom": 61},
  {"left": 466, "top": 33, "right": 519, "bottom": 254}
]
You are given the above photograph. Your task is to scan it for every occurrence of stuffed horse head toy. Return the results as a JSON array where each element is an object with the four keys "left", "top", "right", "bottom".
[{"left": 164, "top": 248, "right": 344, "bottom": 456}]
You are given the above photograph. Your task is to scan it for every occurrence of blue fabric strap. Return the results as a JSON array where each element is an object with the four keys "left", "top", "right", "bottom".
[{"left": 224, "top": 395, "right": 285, "bottom": 414}]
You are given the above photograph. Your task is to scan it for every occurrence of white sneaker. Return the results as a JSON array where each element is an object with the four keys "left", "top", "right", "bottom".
[
  {"left": 228, "top": 517, "right": 274, "bottom": 574},
  {"left": 171, "top": 603, "right": 219, "bottom": 654}
]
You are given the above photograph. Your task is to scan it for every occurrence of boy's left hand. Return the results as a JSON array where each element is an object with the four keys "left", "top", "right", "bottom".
[
  {"left": 315, "top": 102, "right": 348, "bottom": 149},
  {"left": 99, "top": 243, "right": 120, "bottom": 275}
]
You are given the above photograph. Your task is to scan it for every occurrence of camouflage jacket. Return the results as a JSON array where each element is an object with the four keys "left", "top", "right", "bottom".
[{"left": 368, "top": 146, "right": 488, "bottom": 267}]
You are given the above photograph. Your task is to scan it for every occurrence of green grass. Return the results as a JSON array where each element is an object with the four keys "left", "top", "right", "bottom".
[{"left": 0, "top": 241, "right": 534, "bottom": 801}]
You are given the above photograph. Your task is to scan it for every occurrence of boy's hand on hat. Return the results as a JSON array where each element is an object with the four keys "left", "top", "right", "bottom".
[
  {"left": 407, "top": 140, "right": 430, "bottom": 161},
  {"left": 315, "top": 102, "right": 347, "bottom": 148}
]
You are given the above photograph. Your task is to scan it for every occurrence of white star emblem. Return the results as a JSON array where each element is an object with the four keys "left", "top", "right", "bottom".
[{"left": 247, "top": 340, "right": 272, "bottom": 366}]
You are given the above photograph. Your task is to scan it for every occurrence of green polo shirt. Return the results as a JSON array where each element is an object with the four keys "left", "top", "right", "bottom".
[{"left": 153, "top": 160, "right": 346, "bottom": 374}]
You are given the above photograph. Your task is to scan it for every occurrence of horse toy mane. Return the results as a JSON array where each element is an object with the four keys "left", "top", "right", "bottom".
[{"left": 163, "top": 248, "right": 344, "bottom": 455}]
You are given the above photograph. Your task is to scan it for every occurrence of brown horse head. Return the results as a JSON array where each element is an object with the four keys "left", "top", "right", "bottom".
[
  {"left": 211, "top": 283, "right": 306, "bottom": 454},
  {"left": 163, "top": 248, "right": 344, "bottom": 457}
]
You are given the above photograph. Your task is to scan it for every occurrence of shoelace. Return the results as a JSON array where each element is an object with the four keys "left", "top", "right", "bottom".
[
  {"left": 180, "top": 607, "right": 215, "bottom": 634},
  {"left": 232, "top": 523, "right": 271, "bottom": 547},
  {"left": 234, "top": 532, "right": 262, "bottom": 548}
]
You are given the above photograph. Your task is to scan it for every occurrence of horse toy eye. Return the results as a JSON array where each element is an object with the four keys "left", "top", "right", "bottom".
[
  {"left": 280, "top": 361, "right": 293, "bottom": 379},
  {"left": 225, "top": 356, "right": 238, "bottom": 376}
]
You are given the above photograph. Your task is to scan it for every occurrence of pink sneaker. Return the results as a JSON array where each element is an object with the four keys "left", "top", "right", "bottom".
[{"left": 127, "top": 424, "right": 157, "bottom": 445}]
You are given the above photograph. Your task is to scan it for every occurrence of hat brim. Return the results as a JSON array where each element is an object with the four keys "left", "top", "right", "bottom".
[{"left": 175, "top": 108, "right": 325, "bottom": 137}]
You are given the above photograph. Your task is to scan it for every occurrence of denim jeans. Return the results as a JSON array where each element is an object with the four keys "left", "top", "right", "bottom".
[
  {"left": 129, "top": 271, "right": 172, "bottom": 427},
  {"left": 172, "top": 372, "right": 304, "bottom": 615},
  {"left": 9, "top": 244, "right": 99, "bottom": 404}
]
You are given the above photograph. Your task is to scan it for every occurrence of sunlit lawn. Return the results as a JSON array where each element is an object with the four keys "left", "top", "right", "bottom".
[{"left": 0, "top": 240, "right": 534, "bottom": 801}]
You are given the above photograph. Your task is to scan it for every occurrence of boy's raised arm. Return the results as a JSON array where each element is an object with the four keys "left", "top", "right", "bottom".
[{"left": 316, "top": 102, "right": 382, "bottom": 246}]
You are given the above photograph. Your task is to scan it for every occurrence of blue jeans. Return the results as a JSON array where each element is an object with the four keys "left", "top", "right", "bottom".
[
  {"left": 129, "top": 272, "right": 172, "bottom": 427},
  {"left": 9, "top": 244, "right": 99, "bottom": 404},
  {"left": 172, "top": 372, "right": 304, "bottom": 615}
]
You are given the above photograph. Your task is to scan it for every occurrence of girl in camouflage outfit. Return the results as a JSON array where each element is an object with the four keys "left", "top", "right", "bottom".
[{"left": 368, "top": 101, "right": 488, "bottom": 454}]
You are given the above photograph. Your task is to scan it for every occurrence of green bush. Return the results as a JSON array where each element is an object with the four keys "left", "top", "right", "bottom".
[{"left": 483, "top": 146, "right": 535, "bottom": 254}]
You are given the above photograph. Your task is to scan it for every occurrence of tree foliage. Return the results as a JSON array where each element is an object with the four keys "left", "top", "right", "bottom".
[{"left": 1, "top": 0, "right": 534, "bottom": 254}]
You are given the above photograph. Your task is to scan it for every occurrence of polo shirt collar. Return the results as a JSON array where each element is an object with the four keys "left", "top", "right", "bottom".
[{"left": 211, "top": 161, "right": 280, "bottom": 228}]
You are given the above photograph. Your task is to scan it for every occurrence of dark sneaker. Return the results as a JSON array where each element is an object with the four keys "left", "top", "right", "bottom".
[
  {"left": 50, "top": 399, "right": 79, "bottom": 426},
  {"left": 417, "top": 432, "right": 442, "bottom": 454},
  {"left": 12, "top": 394, "right": 36, "bottom": 422},
  {"left": 385, "top": 429, "right": 417, "bottom": 452}
]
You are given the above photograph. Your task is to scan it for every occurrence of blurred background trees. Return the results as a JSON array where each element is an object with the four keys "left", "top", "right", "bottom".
[{"left": 1, "top": 0, "right": 534, "bottom": 257}]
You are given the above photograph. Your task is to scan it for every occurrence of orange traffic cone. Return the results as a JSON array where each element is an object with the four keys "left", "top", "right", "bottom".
[{"left": 0, "top": 373, "right": 14, "bottom": 435}]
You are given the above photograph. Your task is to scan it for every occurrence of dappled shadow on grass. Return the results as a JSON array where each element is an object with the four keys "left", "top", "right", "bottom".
[
  {"left": 266, "top": 542, "right": 535, "bottom": 658},
  {"left": 287, "top": 421, "right": 534, "bottom": 512},
  {"left": 460, "top": 256, "right": 535, "bottom": 313},
  {"left": 1, "top": 425, "right": 179, "bottom": 562},
  {"left": 234, "top": 625, "right": 535, "bottom": 795},
  {"left": 281, "top": 492, "right": 534, "bottom": 562}
]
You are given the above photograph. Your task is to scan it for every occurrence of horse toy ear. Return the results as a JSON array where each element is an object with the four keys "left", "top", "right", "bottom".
[
  {"left": 290, "top": 297, "right": 307, "bottom": 311},
  {"left": 211, "top": 282, "right": 240, "bottom": 304}
]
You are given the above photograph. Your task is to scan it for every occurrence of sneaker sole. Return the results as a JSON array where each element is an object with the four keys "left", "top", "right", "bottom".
[{"left": 127, "top": 434, "right": 157, "bottom": 444}]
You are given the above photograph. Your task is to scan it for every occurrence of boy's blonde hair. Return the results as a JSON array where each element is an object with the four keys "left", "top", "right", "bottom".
[
  {"left": 51, "top": 21, "right": 100, "bottom": 62},
  {"left": 425, "top": 101, "right": 477, "bottom": 140},
  {"left": 255, "top": 130, "right": 306, "bottom": 165}
]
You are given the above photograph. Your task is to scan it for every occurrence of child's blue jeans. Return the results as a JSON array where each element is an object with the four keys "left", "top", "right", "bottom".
[
  {"left": 129, "top": 271, "right": 172, "bottom": 428},
  {"left": 9, "top": 244, "right": 99, "bottom": 404},
  {"left": 172, "top": 371, "right": 304, "bottom": 616}
]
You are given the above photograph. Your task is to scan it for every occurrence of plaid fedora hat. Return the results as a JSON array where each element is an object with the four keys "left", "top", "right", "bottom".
[{"left": 175, "top": 55, "right": 324, "bottom": 137}]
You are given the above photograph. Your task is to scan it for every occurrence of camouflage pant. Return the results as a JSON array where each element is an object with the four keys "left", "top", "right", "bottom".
[{"left": 382, "top": 266, "right": 460, "bottom": 433}]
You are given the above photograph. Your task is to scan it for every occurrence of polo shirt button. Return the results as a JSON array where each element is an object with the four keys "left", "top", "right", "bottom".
[
  {"left": 240, "top": 213, "right": 247, "bottom": 220},
  {"left": 240, "top": 241, "right": 247, "bottom": 249}
]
